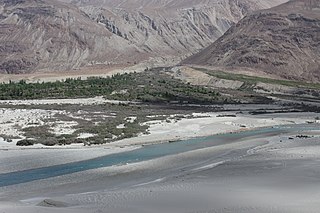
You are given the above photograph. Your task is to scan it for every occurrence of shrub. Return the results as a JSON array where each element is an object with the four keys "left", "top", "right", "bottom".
[{"left": 16, "top": 139, "right": 35, "bottom": 146}]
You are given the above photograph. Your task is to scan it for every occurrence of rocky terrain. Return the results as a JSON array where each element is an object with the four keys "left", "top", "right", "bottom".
[
  {"left": 0, "top": 0, "right": 286, "bottom": 74},
  {"left": 184, "top": 0, "right": 320, "bottom": 82},
  {"left": 68, "top": 0, "right": 287, "bottom": 57},
  {"left": 0, "top": 0, "right": 141, "bottom": 74}
]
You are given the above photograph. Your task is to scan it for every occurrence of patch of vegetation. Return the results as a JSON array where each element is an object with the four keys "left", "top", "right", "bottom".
[
  {"left": 16, "top": 139, "right": 36, "bottom": 146},
  {"left": 20, "top": 125, "right": 63, "bottom": 146},
  {"left": 196, "top": 68, "right": 320, "bottom": 90},
  {"left": 15, "top": 103, "right": 212, "bottom": 146},
  {"left": 0, "top": 69, "right": 226, "bottom": 104},
  {"left": 22, "top": 125, "right": 55, "bottom": 139},
  {"left": 72, "top": 118, "right": 149, "bottom": 145}
]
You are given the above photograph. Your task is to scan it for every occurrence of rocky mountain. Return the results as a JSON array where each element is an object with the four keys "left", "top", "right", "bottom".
[
  {"left": 184, "top": 0, "right": 320, "bottom": 82},
  {"left": 0, "top": 0, "right": 140, "bottom": 74},
  {"left": 0, "top": 0, "right": 286, "bottom": 74},
  {"left": 69, "top": 0, "right": 287, "bottom": 60}
]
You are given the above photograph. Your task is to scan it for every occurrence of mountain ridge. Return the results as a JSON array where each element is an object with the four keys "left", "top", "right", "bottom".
[
  {"left": 183, "top": 0, "right": 320, "bottom": 82},
  {"left": 0, "top": 0, "right": 144, "bottom": 74},
  {"left": 0, "top": 0, "right": 287, "bottom": 74}
]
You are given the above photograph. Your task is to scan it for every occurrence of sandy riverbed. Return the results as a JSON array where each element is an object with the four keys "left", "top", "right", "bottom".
[
  {"left": 114, "top": 112, "right": 319, "bottom": 146},
  {"left": 1, "top": 125, "right": 320, "bottom": 213},
  {"left": 0, "top": 107, "right": 318, "bottom": 171},
  {"left": 0, "top": 106, "right": 320, "bottom": 213}
]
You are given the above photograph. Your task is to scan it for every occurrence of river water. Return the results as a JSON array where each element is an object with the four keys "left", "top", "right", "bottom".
[{"left": 0, "top": 124, "right": 318, "bottom": 187}]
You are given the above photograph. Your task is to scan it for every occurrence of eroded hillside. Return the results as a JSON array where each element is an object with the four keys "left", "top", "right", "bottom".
[
  {"left": 0, "top": 0, "right": 287, "bottom": 73},
  {"left": 184, "top": 0, "right": 320, "bottom": 82}
]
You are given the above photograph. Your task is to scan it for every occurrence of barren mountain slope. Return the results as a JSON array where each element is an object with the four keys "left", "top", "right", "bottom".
[
  {"left": 68, "top": 0, "right": 288, "bottom": 58},
  {"left": 184, "top": 0, "right": 320, "bottom": 82},
  {"left": 0, "top": 0, "right": 287, "bottom": 74},
  {"left": 0, "top": 0, "right": 139, "bottom": 74}
]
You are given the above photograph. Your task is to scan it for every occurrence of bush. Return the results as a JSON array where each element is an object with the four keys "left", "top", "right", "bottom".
[
  {"left": 41, "top": 137, "right": 59, "bottom": 146},
  {"left": 16, "top": 139, "right": 35, "bottom": 146}
]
